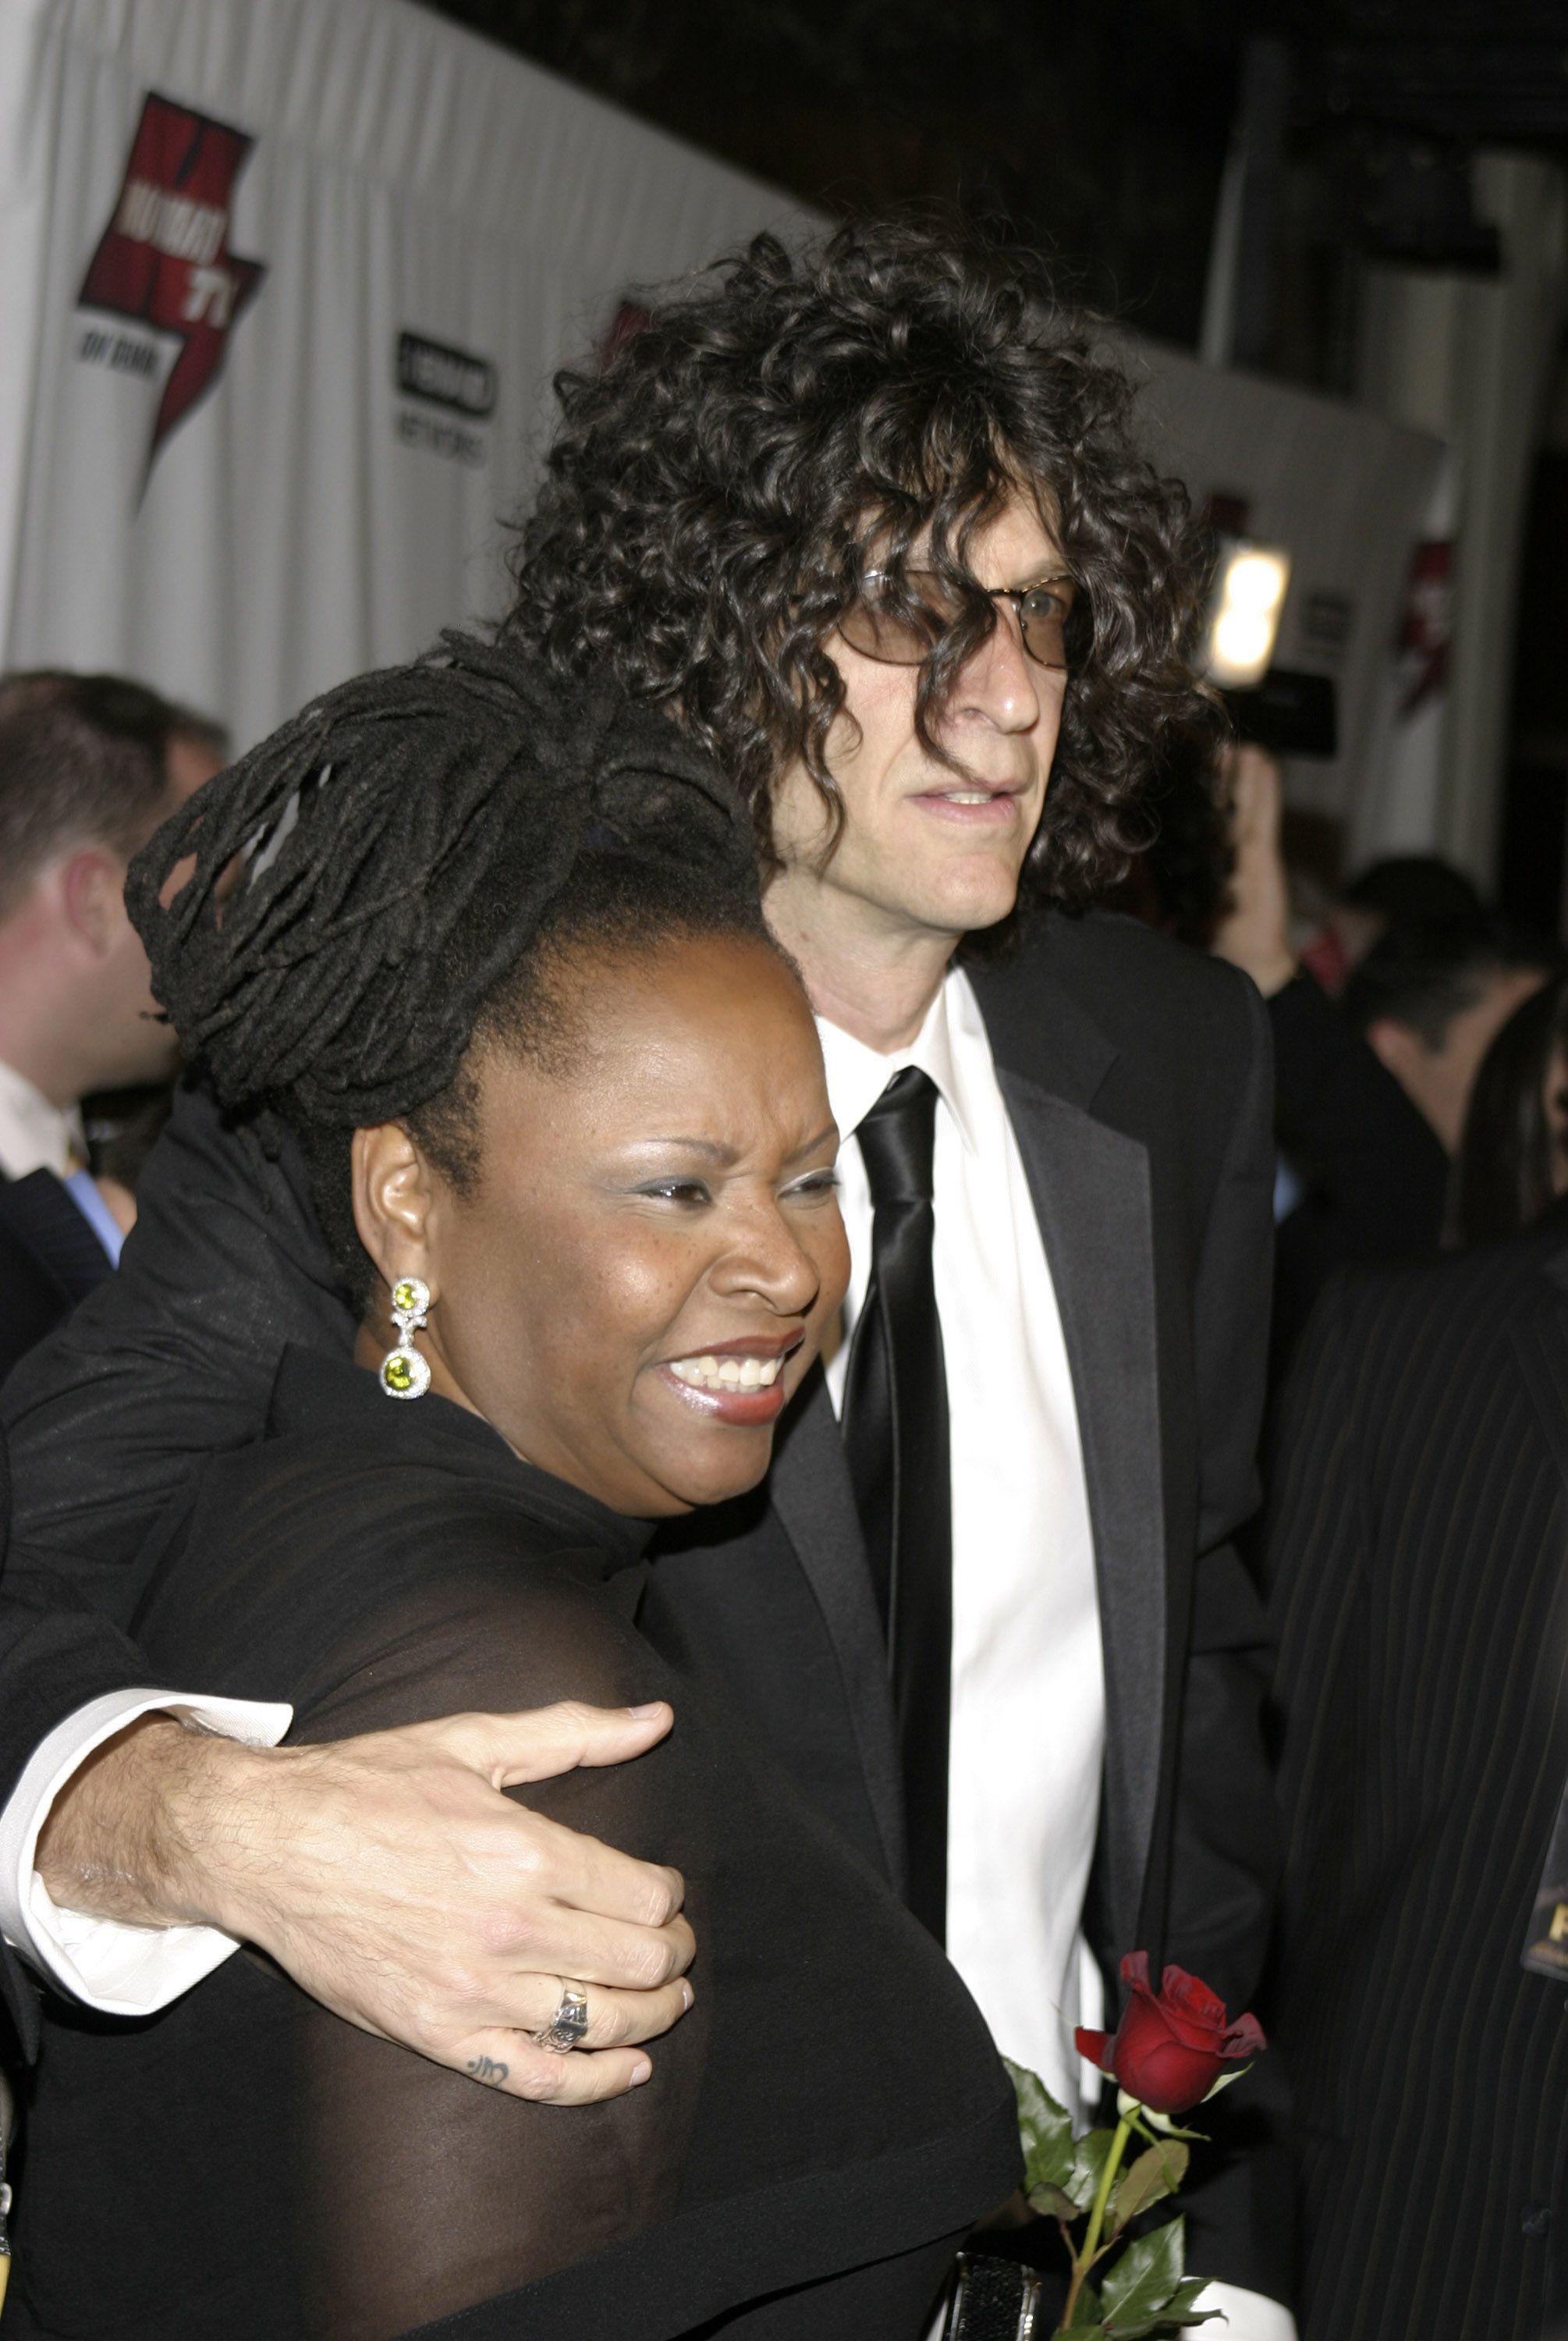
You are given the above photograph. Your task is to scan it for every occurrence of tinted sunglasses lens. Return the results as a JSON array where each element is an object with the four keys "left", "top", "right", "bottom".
[
  {"left": 1018, "top": 588, "right": 1070, "bottom": 670},
  {"left": 838, "top": 603, "right": 927, "bottom": 663},
  {"left": 839, "top": 574, "right": 963, "bottom": 664}
]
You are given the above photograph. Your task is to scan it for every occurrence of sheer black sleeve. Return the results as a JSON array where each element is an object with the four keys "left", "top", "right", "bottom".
[{"left": 136, "top": 1462, "right": 708, "bottom": 2341}]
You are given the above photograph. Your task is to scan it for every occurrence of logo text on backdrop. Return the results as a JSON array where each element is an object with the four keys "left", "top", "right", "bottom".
[
  {"left": 394, "top": 331, "right": 496, "bottom": 467},
  {"left": 76, "top": 91, "right": 267, "bottom": 485}
]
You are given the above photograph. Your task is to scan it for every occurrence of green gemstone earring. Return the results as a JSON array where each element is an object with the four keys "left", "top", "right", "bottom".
[{"left": 379, "top": 1275, "right": 431, "bottom": 1401}]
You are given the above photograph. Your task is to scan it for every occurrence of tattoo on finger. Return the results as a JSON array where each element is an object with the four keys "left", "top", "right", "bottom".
[{"left": 466, "top": 2055, "right": 509, "bottom": 2086}]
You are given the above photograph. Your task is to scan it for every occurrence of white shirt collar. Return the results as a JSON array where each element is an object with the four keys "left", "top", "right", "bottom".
[
  {"left": 0, "top": 1059, "right": 83, "bottom": 1182},
  {"left": 814, "top": 966, "right": 984, "bottom": 1157}
]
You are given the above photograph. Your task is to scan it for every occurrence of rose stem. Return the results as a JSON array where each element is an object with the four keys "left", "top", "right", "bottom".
[{"left": 1057, "top": 2111, "right": 1134, "bottom": 2331}]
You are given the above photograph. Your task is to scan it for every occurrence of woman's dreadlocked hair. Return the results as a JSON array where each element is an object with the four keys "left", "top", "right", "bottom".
[{"left": 126, "top": 632, "right": 769, "bottom": 1296}]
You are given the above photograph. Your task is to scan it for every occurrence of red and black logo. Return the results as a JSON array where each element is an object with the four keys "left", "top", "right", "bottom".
[{"left": 78, "top": 91, "right": 266, "bottom": 480}]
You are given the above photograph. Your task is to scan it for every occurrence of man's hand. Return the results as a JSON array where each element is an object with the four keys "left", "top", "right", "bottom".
[
  {"left": 1211, "top": 744, "right": 1297, "bottom": 1000},
  {"left": 37, "top": 1701, "right": 694, "bottom": 2104}
]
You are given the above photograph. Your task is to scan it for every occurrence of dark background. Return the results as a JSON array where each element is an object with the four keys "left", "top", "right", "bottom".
[{"left": 424, "top": 1, "right": 1568, "bottom": 368}]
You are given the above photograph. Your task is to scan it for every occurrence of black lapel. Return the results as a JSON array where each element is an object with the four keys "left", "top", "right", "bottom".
[
  {"left": 994, "top": 1064, "right": 1165, "bottom": 1959},
  {"left": 767, "top": 1362, "right": 907, "bottom": 1891}
]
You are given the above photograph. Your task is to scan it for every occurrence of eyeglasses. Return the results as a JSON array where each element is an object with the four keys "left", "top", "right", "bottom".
[{"left": 837, "top": 569, "right": 1078, "bottom": 672}]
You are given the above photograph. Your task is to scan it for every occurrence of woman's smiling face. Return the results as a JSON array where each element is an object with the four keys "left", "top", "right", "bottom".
[{"left": 353, "top": 931, "right": 849, "bottom": 1515}]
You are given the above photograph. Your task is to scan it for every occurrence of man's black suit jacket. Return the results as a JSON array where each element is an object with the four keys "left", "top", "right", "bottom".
[
  {"left": 1265, "top": 972, "right": 1449, "bottom": 1380},
  {"left": 0, "top": 908, "right": 1290, "bottom": 2301},
  {"left": 0, "top": 1169, "right": 115, "bottom": 1388},
  {"left": 1263, "top": 1215, "right": 1568, "bottom": 2341}
]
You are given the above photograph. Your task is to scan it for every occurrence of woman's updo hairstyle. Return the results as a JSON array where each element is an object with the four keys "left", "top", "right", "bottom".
[{"left": 127, "top": 632, "right": 772, "bottom": 1295}]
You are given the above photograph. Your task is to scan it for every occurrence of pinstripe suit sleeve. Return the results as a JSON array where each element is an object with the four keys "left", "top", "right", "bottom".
[
  {"left": 1258, "top": 1274, "right": 1368, "bottom": 1847},
  {"left": 1257, "top": 1242, "right": 1568, "bottom": 2341}
]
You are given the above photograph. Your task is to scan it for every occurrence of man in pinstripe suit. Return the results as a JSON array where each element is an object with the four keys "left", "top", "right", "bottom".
[{"left": 1264, "top": 1209, "right": 1568, "bottom": 2340}]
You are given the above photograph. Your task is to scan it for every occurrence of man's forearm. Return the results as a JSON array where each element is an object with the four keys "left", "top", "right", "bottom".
[
  {"left": 35, "top": 1711, "right": 274, "bottom": 1931},
  {"left": 0, "top": 1689, "right": 295, "bottom": 2016}
]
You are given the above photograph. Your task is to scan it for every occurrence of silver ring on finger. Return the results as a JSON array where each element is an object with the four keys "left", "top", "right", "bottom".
[{"left": 534, "top": 1980, "right": 591, "bottom": 2053}]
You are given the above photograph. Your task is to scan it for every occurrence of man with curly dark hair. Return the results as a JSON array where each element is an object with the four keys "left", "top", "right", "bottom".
[
  {"left": 509, "top": 226, "right": 1213, "bottom": 922},
  {"left": 1, "top": 220, "right": 1290, "bottom": 2332}
]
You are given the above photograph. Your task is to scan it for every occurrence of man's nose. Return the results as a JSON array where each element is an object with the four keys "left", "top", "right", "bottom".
[{"left": 954, "top": 602, "right": 1042, "bottom": 734}]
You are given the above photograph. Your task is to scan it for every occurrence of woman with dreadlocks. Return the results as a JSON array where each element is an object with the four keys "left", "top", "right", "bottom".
[{"left": 10, "top": 637, "right": 1018, "bottom": 2341}]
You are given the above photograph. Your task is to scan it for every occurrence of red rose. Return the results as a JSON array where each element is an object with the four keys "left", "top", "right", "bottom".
[{"left": 1074, "top": 1952, "right": 1265, "bottom": 2116}]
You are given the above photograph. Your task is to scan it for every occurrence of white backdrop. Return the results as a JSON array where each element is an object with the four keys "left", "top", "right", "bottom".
[
  {"left": 1118, "top": 335, "right": 1449, "bottom": 850},
  {"left": 0, "top": 0, "right": 814, "bottom": 751},
  {"left": 0, "top": 0, "right": 1448, "bottom": 859}
]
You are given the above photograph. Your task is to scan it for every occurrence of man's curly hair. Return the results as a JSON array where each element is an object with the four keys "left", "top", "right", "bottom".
[{"left": 506, "top": 215, "right": 1219, "bottom": 911}]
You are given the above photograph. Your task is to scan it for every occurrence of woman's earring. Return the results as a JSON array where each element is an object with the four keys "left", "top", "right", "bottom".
[{"left": 379, "top": 1276, "right": 431, "bottom": 1401}]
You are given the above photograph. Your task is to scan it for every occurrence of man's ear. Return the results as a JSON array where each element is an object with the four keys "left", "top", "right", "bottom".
[
  {"left": 352, "top": 1123, "right": 440, "bottom": 1308},
  {"left": 60, "top": 848, "right": 129, "bottom": 957},
  {"left": 1364, "top": 1016, "right": 1428, "bottom": 1083}
]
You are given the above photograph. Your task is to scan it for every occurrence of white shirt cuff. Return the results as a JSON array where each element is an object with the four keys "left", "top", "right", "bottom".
[
  {"left": 1193, "top": 2280, "right": 1297, "bottom": 2339},
  {"left": 0, "top": 1687, "right": 293, "bottom": 2015}
]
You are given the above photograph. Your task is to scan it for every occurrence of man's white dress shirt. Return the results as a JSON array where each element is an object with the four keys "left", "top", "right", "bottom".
[
  {"left": 816, "top": 974, "right": 1107, "bottom": 2123},
  {"left": 0, "top": 982, "right": 1291, "bottom": 2333},
  {"left": 0, "top": 1058, "right": 124, "bottom": 1263},
  {"left": 818, "top": 972, "right": 1292, "bottom": 2341},
  {"left": 0, "top": 1060, "right": 83, "bottom": 1182}
]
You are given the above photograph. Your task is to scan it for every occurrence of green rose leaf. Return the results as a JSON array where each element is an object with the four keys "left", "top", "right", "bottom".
[
  {"left": 1152, "top": 2275, "right": 1226, "bottom": 2329},
  {"left": 1066, "top": 2124, "right": 1121, "bottom": 2213},
  {"left": 1027, "top": 2181, "right": 1081, "bottom": 2222},
  {"left": 1005, "top": 2057, "right": 1076, "bottom": 2193},
  {"left": 1100, "top": 2215, "right": 1184, "bottom": 2335},
  {"left": 1110, "top": 2140, "right": 1189, "bottom": 2236}
]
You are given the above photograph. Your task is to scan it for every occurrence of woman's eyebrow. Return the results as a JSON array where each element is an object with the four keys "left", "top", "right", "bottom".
[
  {"left": 621, "top": 1123, "right": 838, "bottom": 1167},
  {"left": 633, "top": 1137, "right": 740, "bottom": 1163},
  {"left": 783, "top": 1122, "right": 839, "bottom": 1165}
]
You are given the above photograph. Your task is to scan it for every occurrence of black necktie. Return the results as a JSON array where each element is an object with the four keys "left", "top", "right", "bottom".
[{"left": 840, "top": 1067, "right": 952, "bottom": 1941}]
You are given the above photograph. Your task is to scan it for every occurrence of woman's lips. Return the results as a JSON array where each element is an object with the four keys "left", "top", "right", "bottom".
[
  {"left": 655, "top": 1366, "right": 789, "bottom": 1426},
  {"left": 655, "top": 1334, "right": 802, "bottom": 1426}
]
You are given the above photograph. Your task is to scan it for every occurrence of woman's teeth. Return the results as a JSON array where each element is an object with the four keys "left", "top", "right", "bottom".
[
  {"left": 942, "top": 789, "right": 995, "bottom": 805},
  {"left": 669, "top": 1354, "right": 784, "bottom": 1391}
]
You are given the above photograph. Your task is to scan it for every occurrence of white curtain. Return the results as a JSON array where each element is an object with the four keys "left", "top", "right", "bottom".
[{"left": 0, "top": 0, "right": 815, "bottom": 748}]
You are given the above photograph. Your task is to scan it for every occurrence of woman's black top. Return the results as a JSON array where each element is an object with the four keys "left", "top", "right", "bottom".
[{"left": 13, "top": 1352, "right": 1018, "bottom": 2340}]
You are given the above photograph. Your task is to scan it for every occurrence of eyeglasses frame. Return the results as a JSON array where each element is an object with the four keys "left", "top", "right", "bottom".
[{"left": 843, "top": 567, "right": 1078, "bottom": 673}]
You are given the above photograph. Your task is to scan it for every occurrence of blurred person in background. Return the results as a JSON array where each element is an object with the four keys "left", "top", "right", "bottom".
[
  {"left": 1212, "top": 746, "right": 1484, "bottom": 1374},
  {"left": 1261, "top": 1192, "right": 1568, "bottom": 2340},
  {"left": 0, "top": 673, "right": 221, "bottom": 1383},
  {"left": 1304, "top": 852, "right": 1489, "bottom": 996},
  {"left": 1450, "top": 970, "right": 1568, "bottom": 1247},
  {"left": 1341, "top": 922, "right": 1550, "bottom": 1157},
  {"left": 84, "top": 702, "right": 229, "bottom": 1227}
]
